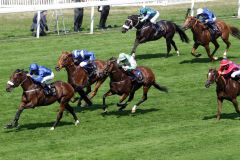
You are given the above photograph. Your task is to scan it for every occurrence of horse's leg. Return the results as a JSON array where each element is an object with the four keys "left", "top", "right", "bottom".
[
  {"left": 102, "top": 90, "right": 113, "bottom": 113},
  {"left": 65, "top": 103, "right": 79, "bottom": 126},
  {"left": 51, "top": 101, "right": 65, "bottom": 130},
  {"left": 5, "top": 101, "right": 34, "bottom": 129},
  {"left": 89, "top": 78, "right": 106, "bottom": 100},
  {"left": 76, "top": 86, "right": 92, "bottom": 106},
  {"left": 231, "top": 98, "right": 240, "bottom": 114},
  {"left": 216, "top": 98, "right": 223, "bottom": 121},
  {"left": 117, "top": 93, "right": 129, "bottom": 111},
  {"left": 5, "top": 104, "right": 24, "bottom": 129},
  {"left": 132, "top": 86, "right": 150, "bottom": 113},
  {"left": 191, "top": 42, "right": 201, "bottom": 57},
  {"left": 204, "top": 44, "right": 216, "bottom": 61},
  {"left": 165, "top": 37, "right": 172, "bottom": 57},
  {"left": 131, "top": 39, "right": 140, "bottom": 57},
  {"left": 210, "top": 40, "right": 220, "bottom": 60},
  {"left": 221, "top": 38, "right": 231, "bottom": 58},
  {"left": 79, "top": 85, "right": 92, "bottom": 107},
  {"left": 170, "top": 39, "right": 179, "bottom": 56}
]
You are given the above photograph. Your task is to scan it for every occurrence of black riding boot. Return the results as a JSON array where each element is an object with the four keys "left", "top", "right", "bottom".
[{"left": 41, "top": 83, "right": 52, "bottom": 96}]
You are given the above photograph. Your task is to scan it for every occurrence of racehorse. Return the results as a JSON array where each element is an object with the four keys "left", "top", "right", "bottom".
[
  {"left": 5, "top": 69, "right": 79, "bottom": 130},
  {"left": 205, "top": 69, "right": 240, "bottom": 120},
  {"left": 122, "top": 15, "right": 189, "bottom": 57},
  {"left": 55, "top": 51, "right": 107, "bottom": 106},
  {"left": 183, "top": 10, "right": 240, "bottom": 61},
  {"left": 100, "top": 58, "right": 168, "bottom": 113}
]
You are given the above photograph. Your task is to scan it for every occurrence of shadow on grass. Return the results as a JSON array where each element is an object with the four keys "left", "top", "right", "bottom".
[
  {"left": 73, "top": 103, "right": 115, "bottom": 113},
  {"left": 3, "top": 121, "right": 73, "bottom": 133},
  {"left": 180, "top": 56, "right": 238, "bottom": 64},
  {"left": 101, "top": 108, "right": 159, "bottom": 117},
  {"left": 203, "top": 113, "right": 240, "bottom": 120},
  {"left": 136, "top": 53, "right": 173, "bottom": 60}
]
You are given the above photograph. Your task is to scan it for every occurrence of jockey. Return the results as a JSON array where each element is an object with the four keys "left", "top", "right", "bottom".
[
  {"left": 29, "top": 63, "right": 55, "bottom": 95},
  {"left": 71, "top": 49, "right": 96, "bottom": 77},
  {"left": 117, "top": 53, "right": 143, "bottom": 84},
  {"left": 139, "top": 7, "right": 159, "bottom": 24},
  {"left": 218, "top": 59, "right": 240, "bottom": 79},
  {"left": 196, "top": 8, "right": 220, "bottom": 36}
]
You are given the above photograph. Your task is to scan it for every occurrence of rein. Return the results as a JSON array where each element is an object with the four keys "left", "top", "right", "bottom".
[{"left": 123, "top": 18, "right": 140, "bottom": 29}]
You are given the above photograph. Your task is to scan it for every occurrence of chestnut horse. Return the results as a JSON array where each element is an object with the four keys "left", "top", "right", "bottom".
[
  {"left": 122, "top": 15, "right": 189, "bottom": 57},
  {"left": 101, "top": 58, "right": 168, "bottom": 113},
  {"left": 55, "top": 51, "right": 107, "bottom": 106},
  {"left": 205, "top": 69, "right": 240, "bottom": 120},
  {"left": 5, "top": 69, "right": 79, "bottom": 130},
  {"left": 183, "top": 12, "right": 240, "bottom": 61}
]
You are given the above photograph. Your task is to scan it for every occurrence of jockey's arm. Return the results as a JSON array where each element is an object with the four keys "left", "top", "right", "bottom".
[
  {"left": 31, "top": 75, "right": 43, "bottom": 83},
  {"left": 141, "top": 14, "right": 150, "bottom": 22}
]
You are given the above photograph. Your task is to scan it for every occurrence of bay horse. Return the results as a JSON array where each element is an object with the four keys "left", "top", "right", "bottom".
[
  {"left": 100, "top": 58, "right": 168, "bottom": 113},
  {"left": 183, "top": 12, "right": 240, "bottom": 61},
  {"left": 5, "top": 69, "right": 79, "bottom": 130},
  {"left": 55, "top": 51, "right": 107, "bottom": 106},
  {"left": 122, "top": 15, "right": 189, "bottom": 57},
  {"left": 205, "top": 69, "right": 240, "bottom": 120}
]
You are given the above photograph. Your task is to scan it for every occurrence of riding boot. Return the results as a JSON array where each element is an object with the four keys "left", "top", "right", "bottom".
[{"left": 41, "top": 83, "right": 52, "bottom": 96}]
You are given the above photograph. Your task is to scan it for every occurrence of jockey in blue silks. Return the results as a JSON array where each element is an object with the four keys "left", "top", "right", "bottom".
[
  {"left": 139, "top": 7, "right": 159, "bottom": 24},
  {"left": 29, "top": 63, "right": 55, "bottom": 95},
  {"left": 196, "top": 8, "right": 220, "bottom": 36},
  {"left": 71, "top": 49, "right": 96, "bottom": 78}
]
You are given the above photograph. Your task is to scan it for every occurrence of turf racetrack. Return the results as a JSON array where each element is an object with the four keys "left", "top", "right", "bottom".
[{"left": 1, "top": 1, "right": 240, "bottom": 159}]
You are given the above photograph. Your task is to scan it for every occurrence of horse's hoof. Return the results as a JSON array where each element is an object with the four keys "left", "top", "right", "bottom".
[
  {"left": 131, "top": 105, "right": 137, "bottom": 113},
  {"left": 81, "top": 103, "right": 89, "bottom": 108},
  {"left": 213, "top": 57, "right": 218, "bottom": 60},
  {"left": 4, "top": 124, "right": 13, "bottom": 129},
  {"left": 196, "top": 54, "right": 201, "bottom": 57},
  {"left": 176, "top": 51, "right": 180, "bottom": 56},
  {"left": 49, "top": 127, "right": 55, "bottom": 131},
  {"left": 132, "top": 53, "right": 136, "bottom": 58},
  {"left": 75, "top": 120, "right": 80, "bottom": 126}
]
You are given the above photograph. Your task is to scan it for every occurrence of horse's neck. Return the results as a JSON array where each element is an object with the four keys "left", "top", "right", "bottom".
[
  {"left": 191, "top": 22, "right": 206, "bottom": 36},
  {"left": 110, "top": 66, "right": 129, "bottom": 82},
  {"left": 216, "top": 75, "right": 227, "bottom": 91},
  {"left": 65, "top": 64, "right": 77, "bottom": 80},
  {"left": 21, "top": 77, "right": 36, "bottom": 91}
]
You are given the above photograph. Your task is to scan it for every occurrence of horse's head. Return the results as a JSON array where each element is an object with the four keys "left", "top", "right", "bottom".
[
  {"left": 182, "top": 16, "right": 198, "bottom": 30},
  {"left": 55, "top": 51, "right": 74, "bottom": 71},
  {"left": 122, "top": 15, "right": 141, "bottom": 33},
  {"left": 6, "top": 69, "right": 28, "bottom": 92},
  {"left": 100, "top": 57, "right": 118, "bottom": 77},
  {"left": 205, "top": 68, "right": 218, "bottom": 88}
]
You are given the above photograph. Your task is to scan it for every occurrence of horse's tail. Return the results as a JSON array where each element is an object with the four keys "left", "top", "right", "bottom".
[
  {"left": 153, "top": 82, "right": 168, "bottom": 93},
  {"left": 174, "top": 24, "right": 190, "bottom": 43},
  {"left": 229, "top": 26, "right": 240, "bottom": 40}
]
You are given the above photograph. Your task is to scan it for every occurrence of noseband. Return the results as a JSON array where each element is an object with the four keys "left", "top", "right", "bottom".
[
  {"left": 122, "top": 18, "right": 140, "bottom": 29},
  {"left": 7, "top": 75, "right": 28, "bottom": 87}
]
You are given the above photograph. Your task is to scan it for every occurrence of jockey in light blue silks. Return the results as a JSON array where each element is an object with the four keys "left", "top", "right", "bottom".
[
  {"left": 139, "top": 7, "right": 160, "bottom": 24},
  {"left": 117, "top": 53, "right": 143, "bottom": 85},
  {"left": 29, "top": 63, "right": 55, "bottom": 95},
  {"left": 71, "top": 49, "right": 96, "bottom": 78},
  {"left": 196, "top": 8, "right": 221, "bottom": 36}
]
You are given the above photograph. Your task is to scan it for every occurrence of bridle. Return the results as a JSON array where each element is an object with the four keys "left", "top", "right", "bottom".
[
  {"left": 7, "top": 73, "right": 28, "bottom": 87},
  {"left": 122, "top": 18, "right": 140, "bottom": 30}
]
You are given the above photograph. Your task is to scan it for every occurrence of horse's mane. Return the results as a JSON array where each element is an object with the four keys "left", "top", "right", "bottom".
[
  {"left": 108, "top": 57, "right": 117, "bottom": 61},
  {"left": 15, "top": 69, "right": 28, "bottom": 74},
  {"left": 128, "top": 14, "right": 140, "bottom": 20}
]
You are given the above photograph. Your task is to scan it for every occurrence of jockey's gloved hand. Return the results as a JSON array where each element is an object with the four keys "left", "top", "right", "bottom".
[
  {"left": 204, "top": 19, "right": 208, "bottom": 23},
  {"left": 122, "top": 66, "right": 128, "bottom": 71},
  {"left": 80, "top": 61, "right": 88, "bottom": 67}
]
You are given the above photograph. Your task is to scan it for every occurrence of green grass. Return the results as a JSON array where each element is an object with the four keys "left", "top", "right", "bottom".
[{"left": 1, "top": 1, "right": 240, "bottom": 159}]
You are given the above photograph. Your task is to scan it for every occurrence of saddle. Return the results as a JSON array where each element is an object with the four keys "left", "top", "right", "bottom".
[
  {"left": 40, "top": 83, "right": 56, "bottom": 96},
  {"left": 83, "top": 63, "right": 98, "bottom": 80},
  {"left": 125, "top": 69, "right": 144, "bottom": 84}
]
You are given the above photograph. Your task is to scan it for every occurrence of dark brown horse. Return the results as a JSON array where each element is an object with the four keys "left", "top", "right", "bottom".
[
  {"left": 183, "top": 15, "right": 240, "bottom": 61},
  {"left": 122, "top": 15, "right": 189, "bottom": 57},
  {"left": 100, "top": 58, "right": 168, "bottom": 113},
  {"left": 205, "top": 69, "right": 240, "bottom": 120},
  {"left": 5, "top": 69, "right": 79, "bottom": 130},
  {"left": 55, "top": 51, "right": 107, "bottom": 106}
]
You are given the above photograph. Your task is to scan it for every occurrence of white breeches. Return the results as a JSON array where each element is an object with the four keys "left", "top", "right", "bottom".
[
  {"left": 41, "top": 72, "right": 54, "bottom": 83},
  {"left": 231, "top": 70, "right": 240, "bottom": 78},
  {"left": 150, "top": 11, "right": 160, "bottom": 24}
]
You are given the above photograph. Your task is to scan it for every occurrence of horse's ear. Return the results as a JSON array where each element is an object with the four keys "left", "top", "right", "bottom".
[{"left": 185, "top": 8, "right": 191, "bottom": 19}]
